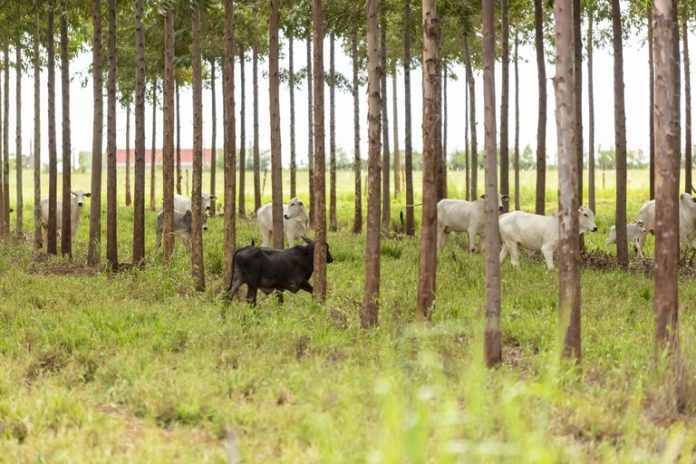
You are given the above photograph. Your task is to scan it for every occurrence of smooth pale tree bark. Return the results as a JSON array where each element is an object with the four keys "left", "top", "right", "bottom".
[
  {"left": 554, "top": 0, "right": 581, "bottom": 361},
  {"left": 133, "top": 0, "right": 146, "bottom": 265},
  {"left": 329, "top": 33, "right": 337, "bottom": 232},
  {"left": 149, "top": 81, "right": 157, "bottom": 212},
  {"left": 239, "top": 51, "right": 246, "bottom": 218},
  {"left": 362, "top": 0, "right": 381, "bottom": 328},
  {"left": 683, "top": 11, "right": 692, "bottom": 193},
  {"left": 482, "top": 0, "right": 501, "bottom": 367},
  {"left": 87, "top": 0, "right": 104, "bottom": 266},
  {"left": 352, "top": 32, "right": 362, "bottom": 233},
  {"left": 653, "top": 0, "right": 679, "bottom": 354},
  {"left": 106, "top": 0, "right": 118, "bottom": 268},
  {"left": 307, "top": 36, "right": 315, "bottom": 225},
  {"left": 15, "top": 41, "right": 23, "bottom": 236},
  {"left": 417, "top": 0, "right": 440, "bottom": 320},
  {"left": 34, "top": 0, "right": 42, "bottom": 248},
  {"left": 3, "top": 44, "right": 9, "bottom": 233},
  {"left": 313, "top": 0, "right": 328, "bottom": 301},
  {"left": 269, "top": 0, "right": 284, "bottom": 248},
  {"left": 392, "top": 70, "right": 401, "bottom": 196},
  {"left": 612, "top": 0, "right": 628, "bottom": 268},
  {"left": 162, "top": 8, "right": 175, "bottom": 263},
  {"left": 223, "top": 0, "right": 237, "bottom": 287},
  {"left": 252, "top": 47, "right": 261, "bottom": 212},
  {"left": 125, "top": 103, "right": 131, "bottom": 206},
  {"left": 191, "top": 6, "right": 205, "bottom": 291},
  {"left": 210, "top": 58, "right": 217, "bottom": 215},
  {"left": 514, "top": 30, "right": 520, "bottom": 210},
  {"left": 588, "top": 8, "right": 596, "bottom": 212},
  {"left": 403, "top": 0, "right": 415, "bottom": 235},
  {"left": 534, "top": 0, "right": 547, "bottom": 215},
  {"left": 289, "top": 35, "right": 296, "bottom": 198},
  {"left": 60, "top": 0, "right": 72, "bottom": 256},
  {"left": 649, "top": 5, "right": 656, "bottom": 200},
  {"left": 500, "top": 0, "right": 510, "bottom": 212},
  {"left": 463, "top": 36, "right": 477, "bottom": 199},
  {"left": 176, "top": 81, "right": 182, "bottom": 194},
  {"left": 47, "top": 0, "right": 58, "bottom": 254},
  {"left": 574, "top": 0, "right": 583, "bottom": 205},
  {"left": 380, "top": 12, "right": 391, "bottom": 231}
]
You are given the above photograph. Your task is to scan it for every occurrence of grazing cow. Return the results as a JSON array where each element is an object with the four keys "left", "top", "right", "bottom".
[
  {"left": 606, "top": 220, "right": 648, "bottom": 257},
  {"left": 154, "top": 209, "right": 208, "bottom": 251},
  {"left": 173, "top": 193, "right": 215, "bottom": 216},
  {"left": 499, "top": 207, "right": 598, "bottom": 270},
  {"left": 226, "top": 238, "right": 333, "bottom": 305},
  {"left": 39, "top": 190, "right": 91, "bottom": 248},
  {"left": 256, "top": 198, "right": 309, "bottom": 247},
  {"left": 437, "top": 193, "right": 508, "bottom": 251},
  {"left": 635, "top": 193, "right": 696, "bottom": 257}
]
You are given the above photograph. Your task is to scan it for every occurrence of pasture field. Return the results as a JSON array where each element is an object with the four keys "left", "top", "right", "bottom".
[{"left": 1, "top": 167, "right": 696, "bottom": 462}]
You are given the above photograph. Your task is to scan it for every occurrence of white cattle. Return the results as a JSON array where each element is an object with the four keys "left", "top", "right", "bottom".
[
  {"left": 257, "top": 198, "right": 309, "bottom": 247},
  {"left": 173, "top": 193, "right": 215, "bottom": 216},
  {"left": 437, "top": 194, "right": 508, "bottom": 251},
  {"left": 499, "top": 207, "right": 598, "bottom": 270},
  {"left": 636, "top": 193, "right": 696, "bottom": 256},
  {"left": 39, "top": 190, "right": 91, "bottom": 247},
  {"left": 605, "top": 220, "right": 648, "bottom": 258}
]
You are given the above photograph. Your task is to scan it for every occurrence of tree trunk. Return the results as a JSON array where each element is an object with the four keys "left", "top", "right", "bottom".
[
  {"left": 441, "top": 63, "right": 447, "bottom": 199},
  {"left": 653, "top": 0, "right": 680, "bottom": 357},
  {"left": 380, "top": 12, "right": 391, "bottom": 231},
  {"left": 289, "top": 35, "right": 296, "bottom": 198},
  {"left": 329, "top": 33, "right": 337, "bottom": 232},
  {"left": 60, "top": 0, "right": 72, "bottom": 256},
  {"left": 514, "top": 30, "right": 520, "bottom": 210},
  {"left": 612, "top": 0, "right": 628, "bottom": 268},
  {"left": 352, "top": 32, "right": 362, "bottom": 233},
  {"left": 499, "top": 0, "right": 510, "bottom": 212},
  {"left": 87, "top": 0, "right": 104, "bottom": 267},
  {"left": 191, "top": 6, "right": 205, "bottom": 291},
  {"left": 223, "top": 0, "right": 237, "bottom": 288},
  {"left": 649, "top": 5, "right": 655, "bottom": 200},
  {"left": 106, "top": 0, "right": 118, "bottom": 268},
  {"left": 270, "top": 0, "right": 284, "bottom": 248},
  {"left": 210, "top": 58, "right": 217, "bottom": 215},
  {"left": 463, "top": 36, "right": 477, "bottom": 199},
  {"left": 133, "top": 0, "right": 145, "bottom": 265},
  {"left": 0, "top": 42, "right": 4, "bottom": 236},
  {"left": 125, "top": 103, "right": 132, "bottom": 206},
  {"left": 239, "top": 50, "right": 246, "bottom": 218},
  {"left": 588, "top": 9, "right": 596, "bottom": 212},
  {"left": 465, "top": 72, "right": 470, "bottom": 201},
  {"left": 162, "top": 8, "right": 175, "bottom": 263},
  {"left": 555, "top": 0, "right": 581, "bottom": 361},
  {"left": 392, "top": 69, "right": 401, "bottom": 196},
  {"left": 672, "top": 0, "right": 681, "bottom": 192},
  {"left": 307, "top": 36, "right": 315, "bottom": 226},
  {"left": 150, "top": 80, "right": 157, "bottom": 212},
  {"left": 176, "top": 80, "right": 182, "bottom": 195},
  {"left": 252, "top": 47, "right": 261, "bottom": 212},
  {"left": 403, "top": 0, "right": 415, "bottom": 235},
  {"left": 417, "top": 0, "right": 440, "bottom": 320},
  {"left": 3, "top": 43, "right": 10, "bottom": 234},
  {"left": 683, "top": 11, "right": 692, "bottom": 193},
  {"left": 15, "top": 40, "right": 23, "bottom": 237},
  {"left": 362, "top": 0, "right": 381, "bottom": 328},
  {"left": 47, "top": 0, "right": 57, "bottom": 253},
  {"left": 34, "top": 0, "right": 42, "bottom": 248},
  {"left": 574, "top": 0, "right": 583, "bottom": 206},
  {"left": 312, "top": 0, "right": 328, "bottom": 300},
  {"left": 534, "top": 0, "right": 547, "bottom": 215}
]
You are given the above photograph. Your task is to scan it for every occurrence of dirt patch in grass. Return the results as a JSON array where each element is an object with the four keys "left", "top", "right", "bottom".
[
  {"left": 28, "top": 260, "right": 135, "bottom": 276},
  {"left": 581, "top": 250, "right": 696, "bottom": 278}
]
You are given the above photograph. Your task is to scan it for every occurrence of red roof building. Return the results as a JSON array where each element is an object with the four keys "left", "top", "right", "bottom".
[{"left": 108, "top": 148, "right": 215, "bottom": 167}]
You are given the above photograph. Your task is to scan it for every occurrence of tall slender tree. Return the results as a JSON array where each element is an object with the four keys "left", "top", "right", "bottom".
[
  {"left": 15, "top": 39, "right": 23, "bottom": 237},
  {"left": 329, "top": 33, "right": 337, "bottom": 232},
  {"left": 289, "top": 35, "right": 297, "bottom": 198},
  {"left": 362, "top": 0, "right": 381, "bottom": 328},
  {"left": 380, "top": 11, "right": 391, "bottom": 231},
  {"left": 499, "top": 0, "right": 510, "bottom": 212},
  {"left": 534, "top": 0, "right": 547, "bottom": 215},
  {"left": 587, "top": 7, "right": 596, "bottom": 212},
  {"left": 463, "top": 36, "right": 477, "bottom": 198},
  {"left": 47, "top": 0, "right": 58, "bottom": 254},
  {"left": 0, "top": 41, "right": 4, "bottom": 236},
  {"left": 3, "top": 43, "right": 9, "bottom": 233},
  {"left": 514, "top": 30, "right": 520, "bottom": 210},
  {"left": 252, "top": 47, "right": 261, "bottom": 212},
  {"left": 149, "top": 80, "right": 157, "bottom": 212},
  {"left": 649, "top": 4, "right": 655, "bottom": 200},
  {"left": 270, "top": 0, "right": 284, "bottom": 248},
  {"left": 239, "top": 50, "right": 246, "bottom": 218},
  {"left": 441, "top": 64, "right": 447, "bottom": 199},
  {"left": 417, "top": 0, "right": 440, "bottom": 320},
  {"left": 61, "top": 0, "right": 72, "bottom": 256},
  {"left": 403, "top": 0, "right": 415, "bottom": 235},
  {"left": 612, "top": 0, "right": 628, "bottom": 268},
  {"left": 33, "top": 0, "right": 42, "bottom": 248},
  {"left": 191, "top": 3, "right": 205, "bottom": 291},
  {"left": 465, "top": 73, "right": 470, "bottom": 201},
  {"left": 133, "top": 0, "right": 146, "bottom": 265},
  {"left": 313, "top": 0, "right": 327, "bottom": 301},
  {"left": 573, "top": 0, "right": 583, "bottom": 206},
  {"left": 683, "top": 9, "right": 692, "bottom": 194},
  {"left": 223, "top": 0, "right": 237, "bottom": 288},
  {"left": 176, "top": 81, "right": 182, "bottom": 194},
  {"left": 125, "top": 103, "right": 132, "bottom": 205},
  {"left": 106, "top": 0, "right": 118, "bottom": 268},
  {"left": 393, "top": 70, "right": 401, "bottom": 196},
  {"left": 210, "top": 58, "right": 218, "bottom": 215},
  {"left": 162, "top": 7, "right": 175, "bottom": 263},
  {"left": 352, "top": 32, "right": 362, "bottom": 233},
  {"left": 307, "top": 35, "right": 315, "bottom": 225}
]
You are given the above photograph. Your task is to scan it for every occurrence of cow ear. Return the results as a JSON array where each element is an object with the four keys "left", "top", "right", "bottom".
[
  {"left": 480, "top": 194, "right": 486, "bottom": 199},
  {"left": 84, "top": 192, "right": 91, "bottom": 197},
  {"left": 184, "top": 210, "right": 192, "bottom": 217},
  {"left": 502, "top": 195, "right": 510, "bottom": 200},
  {"left": 71, "top": 191, "right": 77, "bottom": 196},
  {"left": 301, "top": 236, "right": 311, "bottom": 244},
  {"left": 209, "top": 195, "right": 217, "bottom": 200}
]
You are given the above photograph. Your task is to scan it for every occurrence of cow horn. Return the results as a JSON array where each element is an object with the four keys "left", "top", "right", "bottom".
[{"left": 301, "top": 236, "right": 311, "bottom": 244}]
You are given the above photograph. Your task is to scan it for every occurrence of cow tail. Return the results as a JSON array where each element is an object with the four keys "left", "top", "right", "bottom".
[{"left": 227, "top": 251, "right": 236, "bottom": 294}]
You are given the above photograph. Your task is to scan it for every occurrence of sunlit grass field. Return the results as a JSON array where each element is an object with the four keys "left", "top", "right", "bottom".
[{"left": 1, "top": 166, "right": 695, "bottom": 462}]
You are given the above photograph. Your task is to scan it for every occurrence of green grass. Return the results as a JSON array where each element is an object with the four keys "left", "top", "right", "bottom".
[{"left": 1, "top": 167, "right": 696, "bottom": 462}]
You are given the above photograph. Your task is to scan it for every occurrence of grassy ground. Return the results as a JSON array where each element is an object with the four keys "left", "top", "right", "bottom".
[{"left": 1, "top": 168, "right": 696, "bottom": 462}]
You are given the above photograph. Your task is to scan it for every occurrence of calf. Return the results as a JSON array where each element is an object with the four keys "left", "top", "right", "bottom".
[
  {"left": 154, "top": 209, "right": 208, "bottom": 251},
  {"left": 256, "top": 197, "right": 309, "bottom": 247},
  {"left": 39, "top": 190, "right": 90, "bottom": 248},
  {"left": 437, "top": 193, "right": 508, "bottom": 252},
  {"left": 173, "top": 193, "right": 215, "bottom": 217},
  {"left": 499, "top": 207, "right": 598, "bottom": 270},
  {"left": 636, "top": 193, "right": 696, "bottom": 257},
  {"left": 606, "top": 220, "right": 648, "bottom": 257},
  {"left": 226, "top": 238, "right": 333, "bottom": 305}
]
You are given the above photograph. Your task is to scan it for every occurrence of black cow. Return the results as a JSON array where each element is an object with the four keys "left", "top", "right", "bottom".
[{"left": 226, "top": 238, "right": 334, "bottom": 305}]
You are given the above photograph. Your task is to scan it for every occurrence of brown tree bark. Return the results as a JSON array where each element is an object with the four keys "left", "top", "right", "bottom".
[
  {"left": 149, "top": 80, "right": 157, "bottom": 212},
  {"left": 683, "top": 11, "right": 692, "bottom": 193},
  {"left": 176, "top": 80, "right": 182, "bottom": 195},
  {"left": 252, "top": 47, "right": 261, "bottom": 212},
  {"left": 125, "top": 103, "right": 132, "bottom": 206},
  {"left": 672, "top": 0, "right": 681, "bottom": 191},
  {"left": 612, "top": 0, "right": 628, "bottom": 268},
  {"left": 362, "top": 0, "right": 381, "bottom": 328},
  {"left": 34, "top": 0, "right": 42, "bottom": 248},
  {"left": 270, "top": 0, "right": 284, "bottom": 248},
  {"left": 574, "top": 0, "right": 583, "bottom": 206},
  {"left": 441, "top": 63, "right": 447, "bottom": 199},
  {"left": 47, "top": 1, "right": 58, "bottom": 252},
  {"left": 403, "top": 0, "right": 415, "bottom": 235},
  {"left": 0, "top": 43, "right": 3, "bottom": 236},
  {"left": 87, "top": 0, "right": 104, "bottom": 267},
  {"left": 3, "top": 44, "right": 9, "bottom": 233},
  {"left": 106, "top": 0, "right": 118, "bottom": 268},
  {"left": 392, "top": 69, "right": 401, "bottom": 196},
  {"left": 380, "top": 11, "right": 391, "bottom": 231},
  {"left": 500, "top": 0, "right": 510, "bottom": 212},
  {"left": 313, "top": 0, "right": 328, "bottom": 301},
  {"left": 307, "top": 36, "right": 315, "bottom": 226},
  {"left": 463, "top": 35, "right": 477, "bottom": 199},
  {"left": 465, "top": 73, "right": 470, "bottom": 201},
  {"left": 352, "top": 32, "right": 362, "bottom": 234},
  {"left": 223, "top": 0, "right": 237, "bottom": 288},
  {"left": 191, "top": 6, "right": 205, "bottom": 291},
  {"left": 514, "top": 30, "right": 520, "bottom": 210},
  {"left": 60, "top": 0, "right": 72, "bottom": 256},
  {"left": 289, "top": 35, "right": 297, "bottom": 198},
  {"left": 210, "top": 58, "right": 217, "bottom": 215},
  {"left": 133, "top": 0, "right": 146, "bottom": 265},
  {"left": 15, "top": 40, "right": 23, "bottom": 237},
  {"left": 653, "top": 0, "right": 679, "bottom": 354},
  {"left": 649, "top": 5, "right": 656, "bottom": 200},
  {"left": 534, "top": 0, "right": 547, "bottom": 215},
  {"left": 588, "top": 8, "right": 596, "bottom": 212},
  {"left": 162, "top": 8, "right": 175, "bottom": 263},
  {"left": 239, "top": 50, "right": 246, "bottom": 218},
  {"left": 329, "top": 33, "right": 337, "bottom": 232},
  {"left": 417, "top": 0, "right": 440, "bottom": 320},
  {"left": 555, "top": 0, "right": 581, "bottom": 361}
]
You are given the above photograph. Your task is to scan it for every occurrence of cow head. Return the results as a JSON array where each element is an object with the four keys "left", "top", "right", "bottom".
[
  {"left": 479, "top": 193, "right": 509, "bottom": 212},
  {"left": 202, "top": 212, "right": 209, "bottom": 231},
  {"left": 71, "top": 190, "right": 91, "bottom": 207},
  {"left": 182, "top": 210, "right": 193, "bottom": 232},
  {"left": 202, "top": 193, "right": 216, "bottom": 215},
  {"left": 679, "top": 192, "right": 696, "bottom": 211},
  {"left": 300, "top": 237, "right": 334, "bottom": 263},
  {"left": 284, "top": 198, "right": 307, "bottom": 220},
  {"left": 635, "top": 219, "right": 647, "bottom": 234},
  {"left": 578, "top": 207, "right": 598, "bottom": 233}
]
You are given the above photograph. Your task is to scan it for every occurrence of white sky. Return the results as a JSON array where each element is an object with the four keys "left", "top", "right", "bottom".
[{"left": 4, "top": 27, "right": 691, "bottom": 168}]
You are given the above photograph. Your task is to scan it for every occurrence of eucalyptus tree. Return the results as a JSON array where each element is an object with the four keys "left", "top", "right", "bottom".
[
  {"left": 683, "top": 2, "right": 692, "bottom": 193},
  {"left": 380, "top": 6, "right": 390, "bottom": 231},
  {"left": 534, "top": 0, "right": 546, "bottom": 215},
  {"left": 33, "top": 0, "right": 42, "bottom": 248},
  {"left": 612, "top": 0, "right": 628, "bottom": 268},
  {"left": 47, "top": 0, "right": 58, "bottom": 254},
  {"left": 88, "top": 0, "right": 104, "bottom": 266},
  {"left": 500, "top": 0, "right": 510, "bottom": 212},
  {"left": 269, "top": 0, "right": 283, "bottom": 248},
  {"left": 3, "top": 42, "right": 10, "bottom": 234},
  {"left": 162, "top": 2, "right": 176, "bottom": 263},
  {"left": 15, "top": 25, "right": 23, "bottom": 236},
  {"left": 60, "top": 0, "right": 73, "bottom": 256},
  {"left": 403, "top": 0, "right": 415, "bottom": 234},
  {"left": 191, "top": 0, "right": 205, "bottom": 291},
  {"left": 133, "top": 0, "right": 145, "bottom": 265},
  {"left": 106, "top": 0, "right": 118, "bottom": 268},
  {"left": 223, "top": 0, "right": 236, "bottom": 289},
  {"left": 238, "top": 51, "right": 246, "bottom": 217}
]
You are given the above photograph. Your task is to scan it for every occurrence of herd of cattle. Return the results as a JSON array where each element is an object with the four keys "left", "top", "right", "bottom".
[{"left": 31, "top": 190, "right": 696, "bottom": 303}]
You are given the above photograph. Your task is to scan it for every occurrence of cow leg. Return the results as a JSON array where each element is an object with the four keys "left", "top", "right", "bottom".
[
  {"left": 276, "top": 291, "right": 284, "bottom": 305},
  {"left": 508, "top": 242, "right": 521, "bottom": 268},
  {"left": 261, "top": 229, "right": 271, "bottom": 247},
  {"left": 541, "top": 243, "right": 555, "bottom": 271},
  {"left": 437, "top": 226, "right": 448, "bottom": 251},
  {"left": 467, "top": 228, "right": 477, "bottom": 252},
  {"left": 226, "top": 278, "right": 243, "bottom": 301},
  {"left": 155, "top": 229, "right": 162, "bottom": 251},
  {"left": 636, "top": 232, "right": 648, "bottom": 259},
  {"left": 246, "top": 285, "right": 258, "bottom": 305},
  {"left": 300, "top": 282, "right": 313, "bottom": 294},
  {"left": 499, "top": 242, "right": 509, "bottom": 264}
]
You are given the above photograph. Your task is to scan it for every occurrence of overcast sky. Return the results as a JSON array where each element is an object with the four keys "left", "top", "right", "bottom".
[{"left": 5, "top": 26, "right": 691, "bottom": 169}]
